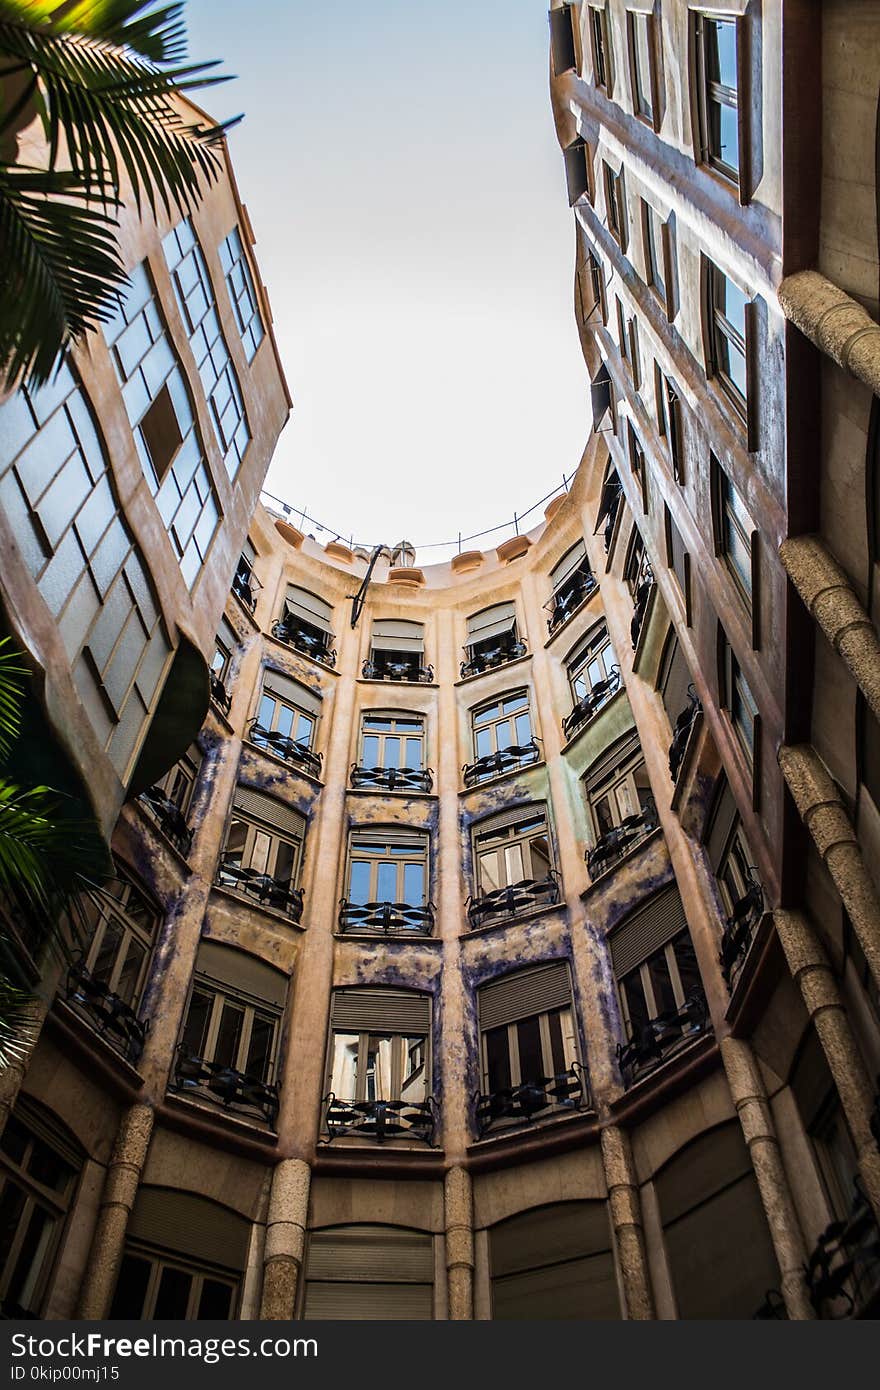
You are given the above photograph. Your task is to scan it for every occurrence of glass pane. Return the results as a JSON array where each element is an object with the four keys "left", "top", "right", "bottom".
[
  {"left": 475, "top": 727, "right": 493, "bottom": 759},
  {"left": 366, "top": 1035, "right": 392, "bottom": 1100},
  {"left": 273, "top": 838, "right": 296, "bottom": 890},
  {"left": 224, "top": 817, "right": 248, "bottom": 867},
  {"left": 547, "top": 1009, "right": 570, "bottom": 1077},
  {"left": 485, "top": 1025, "right": 511, "bottom": 1093},
  {"left": 506, "top": 694, "right": 528, "bottom": 713},
  {"left": 713, "top": 99, "right": 740, "bottom": 172},
  {"left": 6, "top": 1204, "right": 54, "bottom": 1313},
  {"left": 402, "top": 1036, "right": 426, "bottom": 1100},
  {"left": 646, "top": 951, "right": 677, "bottom": 1018},
  {"left": 248, "top": 830, "right": 272, "bottom": 876},
  {"left": 330, "top": 1033, "right": 359, "bottom": 1097},
  {"left": 594, "top": 795, "right": 615, "bottom": 837},
  {"left": 245, "top": 1014, "right": 274, "bottom": 1082},
  {"left": 0, "top": 1119, "right": 28, "bottom": 1166},
  {"left": 115, "top": 936, "right": 146, "bottom": 1006},
  {"left": 527, "top": 834, "right": 551, "bottom": 880},
  {"left": 403, "top": 861, "right": 425, "bottom": 904},
  {"left": 376, "top": 860, "right": 397, "bottom": 903},
  {"left": 348, "top": 859, "right": 371, "bottom": 904},
  {"left": 91, "top": 918, "right": 123, "bottom": 985},
  {"left": 213, "top": 1001, "right": 244, "bottom": 1069},
  {"left": 27, "top": 1140, "right": 73, "bottom": 1194},
  {"left": 0, "top": 1181, "right": 27, "bottom": 1279},
  {"left": 622, "top": 972, "right": 650, "bottom": 1038},
  {"left": 295, "top": 712, "right": 314, "bottom": 747},
  {"left": 275, "top": 704, "right": 294, "bottom": 740},
  {"left": 720, "top": 334, "right": 747, "bottom": 398},
  {"left": 495, "top": 720, "right": 512, "bottom": 752},
  {"left": 384, "top": 737, "right": 401, "bottom": 770},
  {"left": 672, "top": 933, "right": 702, "bottom": 1003},
  {"left": 516, "top": 1015, "right": 544, "bottom": 1086},
  {"left": 257, "top": 693, "right": 275, "bottom": 729},
  {"left": 404, "top": 738, "right": 422, "bottom": 770},
  {"left": 109, "top": 1253, "right": 152, "bottom": 1319},
  {"left": 197, "top": 1278, "right": 233, "bottom": 1320},
  {"left": 362, "top": 734, "right": 380, "bottom": 766},
  {"left": 153, "top": 1264, "right": 193, "bottom": 1319},
  {"left": 708, "top": 19, "right": 738, "bottom": 90},
  {"left": 514, "top": 712, "right": 532, "bottom": 745},
  {"left": 478, "top": 849, "right": 502, "bottom": 894},
  {"left": 504, "top": 843, "right": 525, "bottom": 885},
  {"left": 725, "top": 518, "right": 752, "bottom": 593},
  {"left": 181, "top": 989, "right": 213, "bottom": 1058}
]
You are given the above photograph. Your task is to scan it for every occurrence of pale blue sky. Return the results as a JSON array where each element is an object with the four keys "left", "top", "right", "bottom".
[{"left": 185, "top": 1, "right": 588, "bottom": 554}]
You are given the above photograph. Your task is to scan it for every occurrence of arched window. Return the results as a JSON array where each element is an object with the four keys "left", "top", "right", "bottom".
[
  {"left": 251, "top": 668, "right": 322, "bottom": 777},
  {"left": 323, "top": 988, "right": 433, "bottom": 1144},
  {"left": 465, "top": 690, "right": 538, "bottom": 786}
]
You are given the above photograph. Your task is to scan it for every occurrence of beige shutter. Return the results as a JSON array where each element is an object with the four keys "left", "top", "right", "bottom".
[
  {"left": 285, "top": 584, "right": 332, "bottom": 632},
  {"left": 262, "top": 667, "right": 321, "bottom": 715},
  {"left": 233, "top": 785, "right": 305, "bottom": 840},
  {"left": 478, "top": 961, "right": 571, "bottom": 1031},
  {"left": 195, "top": 940, "right": 289, "bottom": 1009},
  {"left": 127, "top": 1187, "right": 250, "bottom": 1271},
  {"left": 549, "top": 6, "right": 576, "bottom": 75},
  {"left": 304, "top": 1226, "right": 433, "bottom": 1320},
  {"left": 474, "top": 803, "right": 547, "bottom": 840},
  {"left": 217, "top": 616, "right": 238, "bottom": 652},
  {"left": 585, "top": 730, "right": 640, "bottom": 793},
  {"left": 329, "top": 988, "right": 430, "bottom": 1035},
  {"left": 704, "top": 777, "right": 738, "bottom": 871},
  {"left": 608, "top": 886, "right": 688, "bottom": 979},
  {"left": 370, "top": 619, "right": 424, "bottom": 653},
  {"left": 467, "top": 602, "right": 516, "bottom": 644},
  {"left": 550, "top": 540, "right": 587, "bottom": 590}
]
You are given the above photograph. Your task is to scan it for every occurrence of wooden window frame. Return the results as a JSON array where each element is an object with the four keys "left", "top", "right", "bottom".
[
  {"left": 640, "top": 200, "right": 674, "bottom": 320},
  {"left": 479, "top": 1000, "right": 578, "bottom": 1095},
  {"left": 256, "top": 684, "right": 317, "bottom": 753},
  {"left": 78, "top": 872, "right": 159, "bottom": 1011},
  {"left": 345, "top": 828, "right": 430, "bottom": 907},
  {"left": 221, "top": 809, "right": 304, "bottom": 892},
  {"left": 655, "top": 364, "right": 684, "bottom": 483},
  {"left": 114, "top": 1247, "right": 239, "bottom": 1321},
  {"left": 664, "top": 505, "right": 692, "bottom": 624},
  {"left": 710, "top": 454, "right": 758, "bottom": 641},
  {"left": 626, "top": 9, "right": 660, "bottom": 130},
  {"left": 617, "top": 929, "right": 700, "bottom": 1036},
  {"left": 719, "top": 627, "right": 761, "bottom": 805},
  {"left": 472, "top": 690, "right": 533, "bottom": 761},
  {"left": 588, "top": 2, "right": 613, "bottom": 93},
  {"left": 627, "top": 420, "right": 649, "bottom": 513},
  {"left": 326, "top": 1022, "right": 430, "bottom": 1106},
  {"left": 473, "top": 807, "right": 554, "bottom": 897},
  {"left": 180, "top": 978, "right": 282, "bottom": 1087},
  {"left": 359, "top": 711, "right": 426, "bottom": 771},
  {"left": 692, "top": 11, "right": 750, "bottom": 200},
  {"left": 568, "top": 623, "right": 618, "bottom": 706},
  {"left": 587, "top": 750, "right": 653, "bottom": 840},
  {"left": 0, "top": 1115, "right": 80, "bottom": 1317},
  {"left": 603, "top": 161, "right": 628, "bottom": 251}
]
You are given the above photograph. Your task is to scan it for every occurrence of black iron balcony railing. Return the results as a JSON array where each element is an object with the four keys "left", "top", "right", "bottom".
[
  {"left": 337, "top": 899, "right": 435, "bottom": 936},
  {"left": 562, "top": 668, "right": 621, "bottom": 741},
  {"left": 271, "top": 614, "right": 337, "bottom": 668},
  {"left": 64, "top": 959, "right": 149, "bottom": 1066},
  {"left": 209, "top": 670, "right": 232, "bottom": 716},
  {"left": 138, "top": 785, "right": 193, "bottom": 856},
  {"left": 474, "top": 1063, "right": 590, "bottom": 1138},
  {"left": 361, "top": 654, "right": 434, "bottom": 683},
  {"left": 349, "top": 763, "right": 434, "bottom": 794},
  {"left": 804, "top": 1178, "right": 880, "bottom": 1318},
  {"left": 248, "top": 718, "right": 323, "bottom": 779},
  {"left": 719, "top": 875, "right": 765, "bottom": 991},
  {"left": 466, "top": 871, "right": 561, "bottom": 930},
  {"left": 630, "top": 569, "right": 655, "bottom": 650},
  {"left": 216, "top": 857, "right": 304, "bottom": 922},
  {"left": 586, "top": 798, "right": 658, "bottom": 880},
  {"left": 232, "top": 566, "right": 259, "bottom": 613},
  {"left": 669, "top": 687, "right": 702, "bottom": 782},
  {"left": 172, "top": 1045, "right": 279, "bottom": 1127},
  {"left": 617, "top": 990, "right": 709, "bottom": 1088},
  {"left": 322, "top": 1093, "right": 437, "bottom": 1145},
  {"left": 462, "top": 737, "right": 541, "bottom": 788},
  {"left": 547, "top": 569, "right": 598, "bottom": 635},
  {"left": 460, "top": 636, "right": 528, "bottom": 680}
]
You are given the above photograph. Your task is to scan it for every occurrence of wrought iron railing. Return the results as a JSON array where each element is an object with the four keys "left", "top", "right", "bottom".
[
  {"left": 669, "top": 687, "right": 702, "bottom": 782},
  {"left": 547, "top": 570, "right": 598, "bottom": 634},
  {"left": 138, "top": 785, "right": 193, "bottom": 856},
  {"left": 586, "top": 798, "right": 658, "bottom": 880},
  {"left": 64, "top": 959, "right": 149, "bottom": 1066},
  {"left": 271, "top": 615, "right": 337, "bottom": 667},
  {"left": 630, "top": 569, "right": 655, "bottom": 649},
  {"left": 719, "top": 875, "right": 765, "bottom": 991},
  {"left": 460, "top": 637, "right": 528, "bottom": 680},
  {"left": 361, "top": 654, "right": 434, "bottom": 683},
  {"left": 337, "top": 899, "right": 435, "bottom": 936},
  {"left": 172, "top": 1046, "right": 279, "bottom": 1126},
  {"left": 322, "top": 1094, "right": 437, "bottom": 1145},
  {"left": 232, "top": 567, "right": 258, "bottom": 613},
  {"left": 216, "top": 858, "right": 304, "bottom": 921},
  {"left": 248, "top": 718, "right": 323, "bottom": 779},
  {"left": 349, "top": 763, "right": 434, "bottom": 794},
  {"left": 803, "top": 1178, "right": 880, "bottom": 1318},
  {"left": 209, "top": 670, "right": 232, "bottom": 716},
  {"left": 616, "top": 990, "right": 709, "bottom": 1087},
  {"left": 474, "top": 1063, "right": 590, "bottom": 1138},
  {"left": 466, "top": 872, "right": 560, "bottom": 930},
  {"left": 462, "top": 738, "right": 541, "bottom": 788},
  {"left": 562, "top": 668, "right": 620, "bottom": 741}
]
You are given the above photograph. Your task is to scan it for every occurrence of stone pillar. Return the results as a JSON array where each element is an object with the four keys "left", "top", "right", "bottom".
[
  {"left": 259, "top": 1158, "right": 311, "bottom": 1320},
  {"left": 778, "top": 269, "right": 880, "bottom": 395},
  {"left": 720, "top": 1037, "right": 814, "bottom": 1320},
  {"left": 774, "top": 909, "right": 880, "bottom": 1223},
  {"left": 444, "top": 1166, "right": 474, "bottom": 1320},
  {"left": 600, "top": 1126, "right": 655, "bottom": 1319},
  {"left": 76, "top": 1103, "right": 153, "bottom": 1319}
]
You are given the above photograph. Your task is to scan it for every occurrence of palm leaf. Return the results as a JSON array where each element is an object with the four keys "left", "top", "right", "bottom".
[
  {"left": 0, "top": 638, "right": 28, "bottom": 763},
  {"left": 0, "top": 974, "right": 37, "bottom": 1067},
  {"left": 0, "top": 1, "right": 189, "bottom": 64}
]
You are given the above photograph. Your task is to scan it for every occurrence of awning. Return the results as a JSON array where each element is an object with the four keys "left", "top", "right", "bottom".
[
  {"left": 370, "top": 619, "right": 424, "bottom": 654},
  {"left": 594, "top": 470, "right": 621, "bottom": 534},
  {"left": 467, "top": 602, "right": 517, "bottom": 645},
  {"left": 590, "top": 363, "right": 612, "bottom": 429},
  {"left": 286, "top": 584, "right": 333, "bottom": 633}
]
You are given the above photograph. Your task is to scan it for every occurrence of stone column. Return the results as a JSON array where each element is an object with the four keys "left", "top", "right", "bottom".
[
  {"left": 600, "top": 1126, "right": 655, "bottom": 1319},
  {"left": 774, "top": 909, "right": 880, "bottom": 1223},
  {"left": 259, "top": 1158, "right": 311, "bottom": 1320},
  {"left": 76, "top": 1103, "right": 154, "bottom": 1319},
  {"left": 444, "top": 1166, "right": 474, "bottom": 1320},
  {"left": 720, "top": 1037, "right": 814, "bottom": 1320}
]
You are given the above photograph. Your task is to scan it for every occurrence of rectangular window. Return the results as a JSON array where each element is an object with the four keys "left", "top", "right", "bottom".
[
  {"left": 111, "top": 1251, "right": 237, "bottom": 1320},
  {"left": 706, "top": 261, "right": 749, "bottom": 417},
  {"left": 589, "top": 3, "right": 612, "bottom": 91},
  {"left": 587, "top": 751, "right": 653, "bottom": 843},
  {"left": 467, "top": 691, "right": 537, "bottom": 784},
  {"left": 664, "top": 507, "right": 691, "bottom": 620},
  {"left": 618, "top": 929, "right": 702, "bottom": 1042},
  {"left": 462, "top": 603, "right": 524, "bottom": 678},
  {"left": 276, "top": 585, "right": 336, "bottom": 666},
  {"left": 360, "top": 713, "right": 425, "bottom": 772},
  {"left": 713, "top": 456, "right": 754, "bottom": 607},
  {"left": 346, "top": 831, "right": 428, "bottom": 910},
  {"left": 720, "top": 631, "right": 759, "bottom": 766},
  {"left": 481, "top": 1001, "right": 577, "bottom": 1101},
  {"left": 547, "top": 541, "right": 594, "bottom": 631},
  {"left": 365, "top": 619, "right": 428, "bottom": 682},
  {"left": 474, "top": 811, "right": 553, "bottom": 898},
  {"left": 603, "top": 162, "right": 627, "bottom": 249},
  {"left": 564, "top": 137, "right": 592, "bottom": 206},
  {"left": 694, "top": 12, "right": 742, "bottom": 185},
  {"left": 627, "top": 10, "right": 657, "bottom": 124},
  {"left": 642, "top": 200, "right": 670, "bottom": 310},
  {"left": 627, "top": 421, "right": 648, "bottom": 512},
  {"left": 219, "top": 226, "right": 265, "bottom": 363},
  {"left": 569, "top": 623, "right": 618, "bottom": 707},
  {"left": 218, "top": 792, "right": 305, "bottom": 917},
  {"left": 550, "top": 4, "right": 578, "bottom": 76},
  {"left": 581, "top": 245, "right": 607, "bottom": 325},
  {"left": 0, "top": 1110, "right": 80, "bottom": 1318},
  {"left": 327, "top": 992, "right": 430, "bottom": 1109},
  {"left": 256, "top": 685, "right": 317, "bottom": 754},
  {"left": 655, "top": 365, "right": 684, "bottom": 483},
  {"left": 74, "top": 871, "right": 159, "bottom": 1013}
]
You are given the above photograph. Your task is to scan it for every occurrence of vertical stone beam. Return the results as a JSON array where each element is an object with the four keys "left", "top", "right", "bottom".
[
  {"left": 76, "top": 1103, "right": 154, "bottom": 1319},
  {"left": 445, "top": 1166, "right": 474, "bottom": 1320},
  {"left": 600, "top": 1126, "right": 655, "bottom": 1319},
  {"left": 260, "top": 1158, "right": 311, "bottom": 1320},
  {"left": 774, "top": 909, "right": 880, "bottom": 1224},
  {"left": 720, "top": 1038, "right": 814, "bottom": 1320}
]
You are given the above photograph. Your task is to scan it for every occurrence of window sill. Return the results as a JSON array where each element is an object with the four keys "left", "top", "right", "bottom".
[
  {"left": 454, "top": 652, "right": 532, "bottom": 687},
  {"left": 205, "top": 700, "right": 234, "bottom": 736},
  {"left": 459, "top": 759, "right": 546, "bottom": 797},
  {"left": 543, "top": 587, "right": 602, "bottom": 649},
  {"left": 581, "top": 825, "right": 663, "bottom": 896},
  {"left": 561, "top": 687, "right": 625, "bottom": 755},
  {"left": 230, "top": 587, "right": 260, "bottom": 627},
  {"left": 463, "top": 900, "right": 565, "bottom": 939},
  {"left": 610, "top": 1028, "right": 717, "bottom": 1119},
  {"left": 333, "top": 930, "right": 441, "bottom": 945},
  {"left": 209, "top": 882, "right": 307, "bottom": 931},
  {"left": 242, "top": 737, "right": 324, "bottom": 790},
  {"left": 345, "top": 786, "right": 438, "bottom": 802},
  {"left": 356, "top": 677, "right": 438, "bottom": 689},
  {"left": 470, "top": 1104, "right": 595, "bottom": 1147},
  {"left": 163, "top": 1090, "right": 279, "bottom": 1145}
]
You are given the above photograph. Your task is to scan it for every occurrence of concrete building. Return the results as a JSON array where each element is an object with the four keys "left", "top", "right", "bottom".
[{"left": 0, "top": 5, "right": 878, "bottom": 1322}]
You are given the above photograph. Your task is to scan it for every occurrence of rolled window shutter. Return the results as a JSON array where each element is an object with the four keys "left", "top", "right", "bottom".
[
  {"left": 704, "top": 778, "right": 738, "bottom": 871},
  {"left": 330, "top": 988, "right": 430, "bottom": 1035},
  {"left": 285, "top": 585, "right": 333, "bottom": 633},
  {"left": 262, "top": 668, "right": 321, "bottom": 715},
  {"left": 195, "top": 940, "right": 289, "bottom": 1009},
  {"left": 233, "top": 785, "right": 305, "bottom": 840},
  {"left": 304, "top": 1226, "right": 433, "bottom": 1319},
  {"left": 490, "top": 1201, "right": 612, "bottom": 1277},
  {"left": 585, "top": 730, "right": 640, "bottom": 793},
  {"left": 609, "top": 886, "right": 688, "bottom": 979},
  {"left": 370, "top": 619, "right": 424, "bottom": 654},
  {"left": 467, "top": 602, "right": 516, "bottom": 644},
  {"left": 217, "top": 616, "right": 238, "bottom": 652},
  {"left": 304, "top": 1283, "right": 431, "bottom": 1319},
  {"left": 127, "top": 1187, "right": 250, "bottom": 1271},
  {"left": 474, "top": 803, "right": 547, "bottom": 840},
  {"left": 478, "top": 961, "right": 571, "bottom": 1032},
  {"left": 550, "top": 541, "right": 587, "bottom": 590},
  {"left": 656, "top": 1122, "right": 754, "bottom": 1226}
]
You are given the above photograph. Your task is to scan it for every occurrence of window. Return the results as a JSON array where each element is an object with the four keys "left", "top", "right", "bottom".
[
  {"left": 462, "top": 603, "right": 525, "bottom": 678},
  {"left": 71, "top": 866, "right": 160, "bottom": 1016},
  {"left": 490, "top": 1202, "right": 618, "bottom": 1319},
  {"left": 627, "top": 10, "right": 657, "bottom": 124},
  {"left": 657, "top": 629, "right": 693, "bottom": 729},
  {"left": 364, "top": 619, "right": 429, "bottom": 682},
  {"left": 549, "top": 3, "right": 578, "bottom": 76},
  {"left": 344, "top": 829, "right": 429, "bottom": 912},
  {"left": 713, "top": 456, "right": 755, "bottom": 606},
  {"left": 616, "top": 297, "right": 628, "bottom": 363},
  {"left": 472, "top": 691, "right": 534, "bottom": 765},
  {"left": 567, "top": 622, "right": 618, "bottom": 713},
  {"left": 588, "top": 3, "right": 612, "bottom": 91},
  {"left": 595, "top": 464, "right": 622, "bottom": 554},
  {"left": 627, "top": 420, "right": 648, "bottom": 512},
  {"left": 325, "top": 989, "right": 431, "bottom": 1112},
  {"left": 477, "top": 962, "right": 580, "bottom": 1131},
  {"left": 218, "top": 787, "right": 305, "bottom": 917},
  {"left": 153, "top": 743, "right": 201, "bottom": 820},
  {"left": 655, "top": 365, "right": 683, "bottom": 482},
  {"left": 210, "top": 617, "right": 237, "bottom": 712},
  {"left": 790, "top": 1029, "right": 860, "bottom": 1225},
  {"left": 0, "top": 1100, "right": 82, "bottom": 1318},
  {"left": 274, "top": 584, "right": 335, "bottom": 665},
  {"left": 303, "top": 1226, "right": 434, "bottom": 1320},
  {"left": 642, "top": 200, "right": 670, "bottom": 310},
  {"left": 138, "top": 743, "right": 201, "bottom": 855},
  {"left": 219, "top": 225, "right": 265, "bottom": 362},
  {"left": 232, "top": 540, "right": 259, "bottom": 612},
  {"left": 563, "top": 137, "right": 592, "bottom": 206},
  {"left": 610, "top": 887, "right": 704, "bottom": 1049},
  {"left": 360, "top": 712, "right": 425, "bottom": 772},
  {"left": 585, "top": 732, "right": 654, "bottom": 844},
  {"left": 579, "top": 243, "right": 607, "bottom": 325},
  {"left": 471, "top": 807, "right": 556, "bottom": 926},
  {"left": 694, "top": 12, "right": 741, "bottom": 184},
  {"left": 624, "top": 527, "right": 655, "bottom": 651},
  {"left": 590, "top": 361, "right": 614, "bottom": 436},
  {"left": 705, "top": 261, "right": 749, "bottom": 417},
  {"left": 720, "top": 631, "right": 759, "bottom": 766},
  {"left": 252, "top": 669, "right": 321, "bottom": 774},
  {"left": 547, "top": 540, "right": 595, "bottom": 631},
  {"left": 664, "top": 506, "right": 691, "bottom": 619},
  {"left": 603, "top": 162, "right": 627, "bottom": 248}
]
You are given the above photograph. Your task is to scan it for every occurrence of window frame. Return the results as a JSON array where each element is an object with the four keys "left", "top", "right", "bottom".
[
  {"left": 220, "top": 807, "right": 304, "bottom": 899},
  {"left": 588, "top": 2, "right": 613, "bottom": 92},
  {"left": 693, "top": 11, "right": 748, "bottom": 196},
  {"left": 112, "top": 1246, "right": 239, "bottom": 1321},
  {"left": 626, "top": 9, "right": 660, "bottom": 128},
  {"left": 568, "top": 623, "right": 618, "bottom": 709},
  {"left": 655, "top": 364, "right": 684, "bottom": 483},
  {"left": 641, "top": 199, "right": 674, "bottom": 319},
  {"left": 76, "top": 870, "right": 160, "bottom": 1011},
  {"left": 626, "top": 420, "right": 649, "bottom": 513},
  {"left": 255, "top": 684, "right": 317, "bottom": 754},
  {"left": 603, "top": 161, "right": 628, "bottom": 250},
  {"left": 586, "top": 750, "right": 654, "bottom": 842},
  {"left": 617, "top": 928, "right": 702, "bottom": 1038},
  {"left": 359, "top": 711, "right": 426, "bottom": 772},
  {"left": 471, "top": 690, "right": 534, "bottom": 764},
  {"left": 0, "top": 1112, "right": 81, "bottom": 1318},
  {"left": 472, "top": 807, "right": 554, "bottom": 898},
  {"left": 711, "top": 454, "right": 757, "bottom": 623},
  {"left": 704, "top": 260, "right": 751, "bottom": 425},
  {"left": 719, "top": 628, "right": 760, "bottom": 789},
  {"left": 179, "top": 976, "right": 282, "bottom": 1088},
  {"left": 480, "top": 1000, "right": 578, "bottom": 1096},
  {"left": 344, "top": 828, "right": 430, "bottom": 909},
  {"left": 326, "top": 1022, "right": 430, "bottom": 1108}
]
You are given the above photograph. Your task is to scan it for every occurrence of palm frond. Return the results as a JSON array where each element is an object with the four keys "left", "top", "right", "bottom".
[
  {"left": 0, "top": 639, "right": 28, "bottom": 764},
  {"left": 0, "top": 974, "right": 37, "bottom": 1067},
  {"left": 0, "top": 1, "right": 188, "bottom": 64}
]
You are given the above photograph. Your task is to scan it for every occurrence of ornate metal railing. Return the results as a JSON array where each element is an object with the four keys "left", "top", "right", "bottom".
[
  {"left": 462, "top": 738, "right": 541, "bottom": 788},
  {"left": 719, "top": 875, "right": 765, "bottom": 991},
  {"left": 466, "top": 872, "right": 560, "bottom": 930},
  {"left": 337, "top": 899, "right": 435, "bottom": 936},
  {"left": 669, "top": 687, "right": 702, "bottom": 782},
  {"left": 586, "top": 798, "right": 658, "bottom": 880},
  {"left": 547, "top": 570, "right": 598, "bottom": 634},
  {"left": 804, "top": 1178, "right": 880, "bottom": 1318},
  {"left": 562, "top": 668, "right": 620, "bottom": 741},
  {"left": 349, "top": 763, "right": 434, "bottom": 794},
  {"left": 248, "top": 718, "right": 323, "bottom": 779},
  {"left": 232, "top": 567, "right": 258, "bottom": 613},
  {"left": 216, "top": 858, "right": 304, "bottom": 921},
  {"left": 138, "top": 785, "right": 193, "bottom": 856},
  {"left": 361, "top": 655, "right": 434, "bottom": 683},
  {"left": 271, "top": 616, "right": 337, "bottom": 668},
  {"left": 322, "top": 1094, "right": 437, "bottom": 1145},
  {"left": 630, "top": 569, "right": 655, "bottom": 649},
  {"left": 460, "top": 637, "right": 528, "bottom": 680},
  {"left": 209, "top": 670, "right": 232, "bottom": 716},
  {"left": 172, "top": 1046, "right": 279, "bottom": 1127},
  {"left": 617, "top": 990, "right": 709, "bottom": 1087},
  {"left": 64, "top": 959, "right": 149, "bottom": 1066},
  {"left": 474, "top": 1063, "right": 590, "bottom": 1138}
]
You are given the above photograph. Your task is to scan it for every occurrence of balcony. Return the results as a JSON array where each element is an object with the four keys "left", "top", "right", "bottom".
[
  {"left": 719, "top": 876, "right": 765, "bottom": 991},
  {"left": 466, "top": 872, "right": 560, "bottom": 930},
  {"left": 216, "top": 857, "right": 304, "bottom": 921},
  {"left": 248, "top": 718, "right": 323, "bottom": 779},
  {"left": 586, "top": 798, "right": 658, "bottom": 880},
  {"left": 349, "top": 763, "right": 434, "bottom": 794},
  {"left": 271, "top": 610, "right": 337, "bottom": 667},
  {"left": 172, "top": 1045, "right": 279, "bottom": 1127},
  {"left": 617, "top": 991, "right": 709, "bottom": 1087},
  {"left": 547, "top": 569, "right": 598, "bottom": 635},
  {"left": 232, "top": 564, "right": 259, "bottom": 614},
  {"left": 322, "top": 1094, "right": 437, "bottom": 1145},
  {"left": 337, "top": 899, "right": 435, "bottom": 936},
  {"left": 209, "top": 670, "right": 232, "bottom": 716},
  {"left": 361, "top": 652, "right": 433, "bottom": 683},
  {"left": 462, "top": 738, "right": 541, "bottom": 788},
  {"left": 603, "top": 486, "right": 622, "bottom": 554},
  {"left": 562, "top": 668, "right": 620, "bottom": 741},
  {"left": 460, "top": 635, "right": 527, "bottom": 681},
  {"left": 805, "top": 1178, "right": 880, "bottom": 1318},
  {"left": 138, "top": 785, "right": 193, "bottom": 856},
  {"left": 474, "top": 1063, "right": 590, "bottom": 1138},
  {"left": 630, "top": 567, "right": 656, "bottom": 650},
  {"left": 669, "top": 688, "right": 702, "bottom": 782},
  {"left": 64, "top": 959, "right": 149, "bottom": 1066}
]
